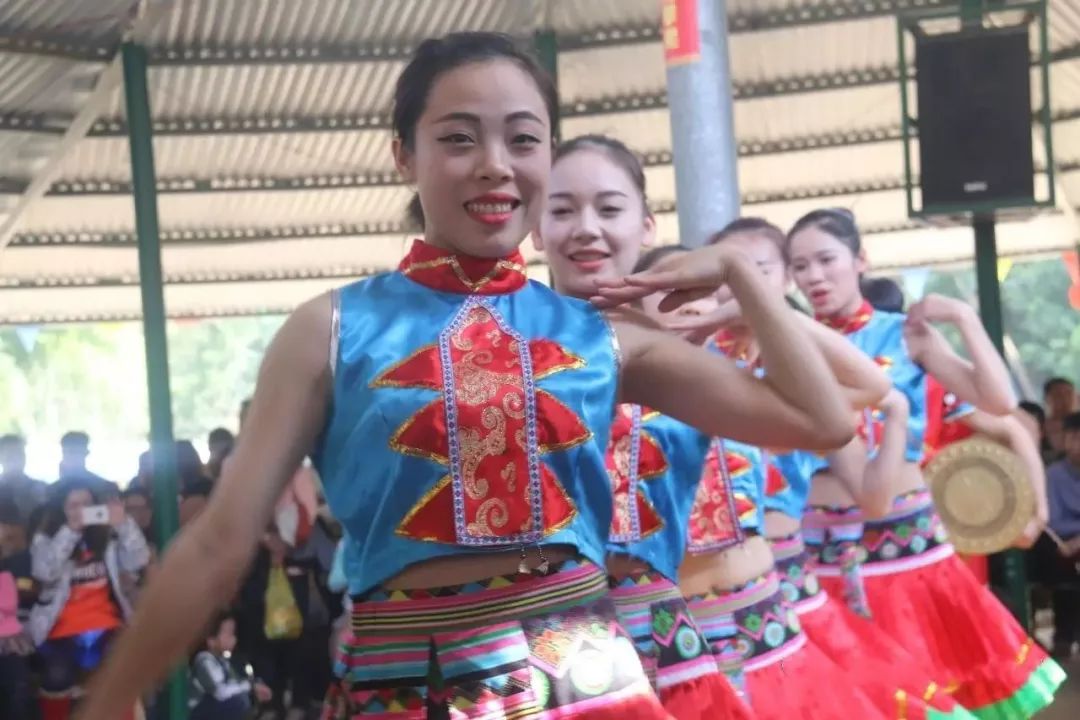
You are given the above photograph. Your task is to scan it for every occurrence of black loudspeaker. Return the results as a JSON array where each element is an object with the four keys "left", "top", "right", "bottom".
[{"left": 915, "top": 26, "right": 1034, "bottom": 209}]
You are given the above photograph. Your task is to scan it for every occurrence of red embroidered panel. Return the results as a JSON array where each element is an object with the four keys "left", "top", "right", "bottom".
[
  {"left": 380, "top": 303, "right": 589, "bottom": 544},
  {"left": 607, "top": 404, "right": 667, "bottom": 542},
  {"left": 687, "top": 442, "right": 743, "bottom": 551}
]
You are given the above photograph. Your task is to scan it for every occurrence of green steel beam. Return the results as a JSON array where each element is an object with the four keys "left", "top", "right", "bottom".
[
  {"left": 0, "top": 258, "right": 548, "bottom": 290},
  {"left": 0, "top": 29, "right": 112, "bottom": 62},
  {"left": 120, "top": 41, "right": 188, "bottom": 720},
  {"left": 7, "top": 222, "right": 410, "bottom": 248},
  {"left": 0, "top": 306, "right": 293, "bottom": 326},
  {"left": 4, "top": 48, "right": 1077, "bottom": 137},
  {"left": 8, "top": 159, "right": 1080, "bottom": 205},
  {"left": 0, "top": 0, "right": 955, "bottom": 63}
]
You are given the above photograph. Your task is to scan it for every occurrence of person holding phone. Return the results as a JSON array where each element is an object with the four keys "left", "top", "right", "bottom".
[{"left": 29, "top": 480, "right": 150, "bottom": 720}]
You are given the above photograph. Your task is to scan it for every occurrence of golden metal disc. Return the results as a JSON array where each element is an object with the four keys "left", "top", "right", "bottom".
[{"left": 924, "top": 437, "right": 1033, "bottom": 555}]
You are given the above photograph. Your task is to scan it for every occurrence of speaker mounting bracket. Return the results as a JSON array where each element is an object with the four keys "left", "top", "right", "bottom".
[{"left": 896, "top": 0, "right": 1056, "bottom": 222}]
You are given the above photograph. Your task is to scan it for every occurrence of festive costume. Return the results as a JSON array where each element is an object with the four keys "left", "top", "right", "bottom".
[
  {"left": 765, "top": 447, "right": 975, "bottom": 719},
  {"left": 683, "top": 437, "right": 885, "bottom": 720},
  {"left": 807, "top": 301, "right": 1066, "bottom": 719},
  {"left": 605, "top": 406, "right": 752, "bottom": 719},
  {"left": 317, "top": 241, "right": 670, "bottom": 719}
]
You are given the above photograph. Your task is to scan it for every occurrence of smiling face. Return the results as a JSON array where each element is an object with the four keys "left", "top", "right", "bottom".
[
  {"left": 393, "top": 59, "right": 552, "bottom": 259},
  {"left": 787, "top": 224, "right": 866, "bottom": 317},
  {"left": 537, "top": 147, "right": 655, "bottom": 299}
]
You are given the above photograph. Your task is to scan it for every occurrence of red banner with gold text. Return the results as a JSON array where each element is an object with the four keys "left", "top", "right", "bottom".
[{"left": 662, "top": 0, "right": 701, "bottom": 65}]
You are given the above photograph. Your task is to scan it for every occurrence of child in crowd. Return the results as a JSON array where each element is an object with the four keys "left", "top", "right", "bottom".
[{"left": 190, "top": 613, "right": 271, "bottom": 720}]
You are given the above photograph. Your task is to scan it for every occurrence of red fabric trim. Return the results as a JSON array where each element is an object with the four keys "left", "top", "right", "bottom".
[{"left": 398, "top": 239, "right": 527, "bottom": 295}]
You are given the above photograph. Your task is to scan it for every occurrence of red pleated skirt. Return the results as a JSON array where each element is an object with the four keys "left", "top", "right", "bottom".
[
  {"left": 807, "top": 491, "right": 1066, "bottom": 719},
  {"left": 687, "top": 571, "right": 886, "bottom": 720},
  {"left": 771, "top": 533, "right": 971, "bottom": 719}
]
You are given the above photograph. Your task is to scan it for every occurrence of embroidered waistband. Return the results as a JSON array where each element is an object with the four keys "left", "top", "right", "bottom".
[
  {"left": 352, "top": 559, "right": 606, "bottom": 635},
  {"left": 767, "top": 532, "right": 805, "bottom": 561}
]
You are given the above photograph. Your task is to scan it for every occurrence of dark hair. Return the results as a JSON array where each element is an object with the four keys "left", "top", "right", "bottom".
[
  {"left": 1018, "top": 400, "right": 1046, "bottom": 426},
  {"left": 394, "top": 32, "right": 559, "bottom": 229},
  {"left": 1044, "top": 377, "right": 1075, "bottom": 396},
  {"left": 122, "top": 486, "right": 150, "bottom": 503},
  {"left": 863, "top": 277, "right": 905, "bottom": 313},
  {"left": 1063, "top": 411, "right": 1080, "bottom": 433},
  {"left": 60, "top": 431, "right": 89, "bottom": 451},
  {"left": 42, "top": 479, "right": 109, "bottom": 557},
  {"left": 633, "top": 245, "right": 687, "bottom": 274},
  {"left": 0, "top": 434, "right": 23, "bottom": 450},
  {"left": 711, "top": 217, "right": 784, "bottom": 248},
  {"left": 208, "top": 428, "right": 234, "bottom": 447},
  {"left": 785, "top": 207, "right": 881, "bottom": 299},
  {"left": 785, "top": 208, "right": 860, "bottom": 260},
  {"left": 554, "top": 134, "right": 649, "bottom": 214},
  {"left": 0, "top": 500, "right": 20, "bottom": 526}
]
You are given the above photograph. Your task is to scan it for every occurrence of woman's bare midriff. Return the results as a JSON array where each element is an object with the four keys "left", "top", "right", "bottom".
[
  {"left": 383, "top": 544, "right": 579, "bottom": 590},
  {"left": 605, "top": 553, "right": 653, "bottom": 580},
  {"left": 764, "top": 511, "right": 800, "bottom": 539},
  {"left": 677, "top": 535, "right": 774, "bottom": 597},
  {"left": 807, "top": 461, "right": 927, "bottom": 511}
]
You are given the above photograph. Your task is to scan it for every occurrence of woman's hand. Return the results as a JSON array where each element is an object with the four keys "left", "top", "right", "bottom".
[
  {"left": 254, "top": 682, "right": 273, "bottom": 703},
  {"left": 905, "top": 293, "right": 971, "bottom": 330},
  {"left": 877, "top": 388, "right": 911, "bottom": 420},
  {"left": 108, "top": 500, "right": 126, "bottom": 529},
  {"left": 591, "top": 243, "right": 751, "bottom": 311}
]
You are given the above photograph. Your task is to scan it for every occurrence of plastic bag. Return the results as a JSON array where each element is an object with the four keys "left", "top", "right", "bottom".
[{"left": 263, "top": 566, "right": 303, "bottom": 640}]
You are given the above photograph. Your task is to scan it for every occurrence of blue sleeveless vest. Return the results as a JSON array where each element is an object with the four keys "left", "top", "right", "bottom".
[
  {"left": 605, "top": 405, "right": 711, "bottom": 581},
  {"left": 314, "top": 242, "right": 620, "bottom": 595},
  {"left": 821, "top": 302, "right": 928, "bottom": 463},
  {"left": 764, "top": 450, "right": 829, "bottom": 521}
]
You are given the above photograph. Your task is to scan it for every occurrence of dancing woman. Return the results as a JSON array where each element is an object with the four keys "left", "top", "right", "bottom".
[
  {"left": 787, "top": 208, "right": 1065, "bottom": 719},
  {"left": 538, "top": 133, "right": 753, "bottom": 720},
  {"left": 77, "top": 34, "right": 853, "bottom": 720},
  {"left": 667, "top": 218, "right": 974, "bottom": 720}
]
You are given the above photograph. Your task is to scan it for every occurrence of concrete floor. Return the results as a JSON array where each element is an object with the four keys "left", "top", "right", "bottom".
[{"left": 1041, "top": 657, "right": 1078, "bottom": 720}]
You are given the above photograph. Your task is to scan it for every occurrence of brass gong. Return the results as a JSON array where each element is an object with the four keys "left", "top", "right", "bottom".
[{"left": 924, "top": 437, "right": 1033, "bottom": 555}]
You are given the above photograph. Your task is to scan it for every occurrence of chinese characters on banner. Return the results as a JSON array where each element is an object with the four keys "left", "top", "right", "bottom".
[{"left": 662, "top": 0, "right": 701, "bottom": 65}]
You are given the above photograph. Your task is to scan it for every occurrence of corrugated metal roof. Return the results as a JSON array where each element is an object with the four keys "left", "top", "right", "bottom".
[
  {"left": 3, "top": 0, "right": 1080, "bottom": 322},
  {"left": 149, "top": 0, "right": 531, "bottom": 49},
  {"left": 55, "top": 128, "right": 396, "bottom": 181},
  {"left": 0, "top": 0, "right": 136, "bottom": 44}
]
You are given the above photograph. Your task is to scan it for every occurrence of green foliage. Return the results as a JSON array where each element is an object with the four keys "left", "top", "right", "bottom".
[
  {"left": 0, "top": 315, "right": 284, "bottom": 444},
  {"left": 916, "top": 256, "right": 1079, "bottom": 398}
]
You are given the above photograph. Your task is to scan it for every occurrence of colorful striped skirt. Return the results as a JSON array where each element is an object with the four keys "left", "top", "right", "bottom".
[
  {"left": 769, "top": 534, "right": 826, "bottom": 616},
  {"left": 686, "top": 571, "right": 885, "bottom": 720},
  {"left": 608, "top": 571, "right": 753, "bottom": 720},
  {"left": 323, "top": 560, "right": 673, "bottom": 719},
  {"left": 772, "top": 533, "right": 974, "bottom": 719},
  {"left": 806, "top": 490, "right": 1066, "bottom": 719}
]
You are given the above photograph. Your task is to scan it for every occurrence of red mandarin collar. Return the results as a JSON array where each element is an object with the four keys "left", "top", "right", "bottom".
[
  {"left": 712, "top": 329, "right": 757, "bottom": 367},
  {"left": 398, "top": 239, "right": 528, "bottom": 295},
  {"left": 816, "top": 299, "right": 874, "bottom": 335}
]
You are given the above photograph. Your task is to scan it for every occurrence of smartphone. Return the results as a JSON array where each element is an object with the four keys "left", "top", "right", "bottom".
[{"left": 81, "top": 505, "right": 110, "bottom": 526}]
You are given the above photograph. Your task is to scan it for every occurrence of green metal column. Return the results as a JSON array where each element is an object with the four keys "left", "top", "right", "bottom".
[
  {"left": 958, "top": 0, "right": 1031, "bottom": 632},
  {"left": 973, "top": 216, "right": 1031, "bottom": 630},
  {"left": 121, "top": 41, "right": 188, "bottom": 720}
]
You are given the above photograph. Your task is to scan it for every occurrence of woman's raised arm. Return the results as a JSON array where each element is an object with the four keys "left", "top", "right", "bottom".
[{"left": 78, "top": 294, "right": 334, "bottom": 720}]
